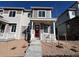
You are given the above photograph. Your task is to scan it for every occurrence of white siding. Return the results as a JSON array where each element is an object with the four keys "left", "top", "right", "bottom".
[
  {"left": 32, "top": 10, "right": 38, "bottom": 18},
  {"left": 32, "top": 10, "right": 52, "bottom": 18},
  {"left": 2, "top": 10, "right": 22, "bottom": 23},
  {"left": 15, "top": 11, "right": 30, "bottom": 39},
  {"left": 46, "top": 10, "right": 52, "bottom": 18},
  {"left": 22, "top": 12, "right": 30, "bottom": 26},
  {"left": 0, "top": 10, "right": 31, "bottom": 40}
]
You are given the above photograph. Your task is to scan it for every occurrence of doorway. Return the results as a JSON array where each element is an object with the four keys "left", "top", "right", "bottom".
[{"left": 35, "top": 25, "right": 40, "bottom": 38}]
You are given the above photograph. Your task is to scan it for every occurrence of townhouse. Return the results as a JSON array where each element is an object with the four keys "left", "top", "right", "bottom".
[{"left": 0, "top": 7, "right": 57, "bottom": 41}]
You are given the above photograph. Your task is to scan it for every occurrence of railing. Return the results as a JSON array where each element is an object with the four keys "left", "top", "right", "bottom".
[
  {"left": 0, "top": 32, "right": 4, "bottom": 39},
  {"left": 41, "top": 32, "right": 56, "bottom": 42},
  {"left": 0, "top": 32, "right": 4, "bottom": 36},
  {"left": 41, "top": 33, "right": 51, "bottom": 40}
]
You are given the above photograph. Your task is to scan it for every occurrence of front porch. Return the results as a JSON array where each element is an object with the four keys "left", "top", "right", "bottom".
[
  {"left": 0, "top": 21, "right": 6, "bottom": 40},
  {"left": 0, "top": 16, "right": 14, "bottom": 41},
  {"left": 0, "top": 21, "right": 16, "bottom": 41},
  {"left": 30, "top": 20, "right": 56, "bottom": 42}
]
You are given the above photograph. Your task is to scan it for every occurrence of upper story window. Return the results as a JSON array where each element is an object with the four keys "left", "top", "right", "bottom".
[
  {"left": 9, "top": 11, "right": 16, "bottom": 17},
  {"left": 72, "top": 11, "right": 75, "bottom": 15},
  {"left": 38, "top": 10, "right": 45, "bottom": 17},
  {"left": 28, "top": 12, "right": 32, "bottom": 17},
  {"left": 0, "top": 9, "right": 3, "bottom": 15}
]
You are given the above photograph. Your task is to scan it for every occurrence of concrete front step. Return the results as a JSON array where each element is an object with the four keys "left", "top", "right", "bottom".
[{"left": 30, "top": 40, "right": 41, "bottom": 45}]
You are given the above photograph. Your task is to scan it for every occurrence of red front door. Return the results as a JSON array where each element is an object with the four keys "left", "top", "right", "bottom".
[{"left": 35, "top": 25, "right": 40, "bottom": 37}]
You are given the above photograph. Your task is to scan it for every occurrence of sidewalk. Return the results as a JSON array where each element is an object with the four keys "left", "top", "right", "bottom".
[{"left": 24, "top": 40, "right": 42, "bottom": 57}]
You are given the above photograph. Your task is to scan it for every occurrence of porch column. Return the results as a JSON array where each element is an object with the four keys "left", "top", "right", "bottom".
[
  {"left": 4, "top": 24, "right": 8, "bottom": 39},
  {"left": 53, "top": 22, "right": 56, "bottom": 41},
  {"left": 48, "top": 25, "right": 50, "bottom": 33},
  {"left": 31, "top": 21, "right": 34, "bottom": 40},
  {"left": 53, "top": 22, "right": 56, "bottom": 36},
  {"left": 32, "top": 21, "right": 33, "bottom": 29}
]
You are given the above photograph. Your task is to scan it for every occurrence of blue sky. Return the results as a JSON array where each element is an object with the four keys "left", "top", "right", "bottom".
[{"left": 0, "top": 1, "right": 75, "bottom": 17}]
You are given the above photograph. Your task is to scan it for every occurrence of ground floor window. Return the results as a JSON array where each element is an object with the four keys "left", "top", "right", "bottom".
[
  {"left": 50, "top": 24, "right": 54, "bottom": 34},
  {"left": 0, "top": 23, "right": 5, "bottom": 33},
  {"left": 44, "top": 25, "right": 49, "bottom": 33},
  {"left": 9, "top": 24, "right": 16, "bottom": 32}
]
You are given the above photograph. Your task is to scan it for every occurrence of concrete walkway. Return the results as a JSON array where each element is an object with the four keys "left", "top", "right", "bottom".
[{"left": 24, "top": 40, "right": 42, "bottom": 57}]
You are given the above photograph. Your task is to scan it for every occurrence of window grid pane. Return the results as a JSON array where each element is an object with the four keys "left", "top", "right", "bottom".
[
  {"left": 9, "top": 24, "right": 16, "bottom": 32},
  {"left": 11, "top": 25, "right": 16, "bottom": 32},
  {"left": 39, "top": 11, "right": 42, "bottom": 17},
  {"left": 13, "top": 11, "right": 15, "bottom": 17},
  {"left": 44, "top": 25, "right": 48, "bottom": 33},
  {"left": 72, "top": 11, "right": 75, "bottom": 15},
  {"left": 9, "top": 11, "right": 16, "bottom": 17},
  {"left": 42, "top": 11, "right": 45, "bottom": 17},
  {"left": 9, "top": 11, "right": 12, "bottom": 17},
  {"left": 39, "top": 11, "right": 45, "bottom": 17}
]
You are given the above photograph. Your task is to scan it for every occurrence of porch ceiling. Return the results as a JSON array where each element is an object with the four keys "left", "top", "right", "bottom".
[
  {"left": 32, "top": 20, "right": 53, "bottom": 24},
  {"left": 0, "top": 18, "right": 8, "bottom": 23},
  {"left": 31, "top": 18, "right": 56, "bottom": 22}
]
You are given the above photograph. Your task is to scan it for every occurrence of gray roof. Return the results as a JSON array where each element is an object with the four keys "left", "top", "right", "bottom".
[
  {"left": 0, "top": 6, "right": 53, "bottom": 11},
  {"left": 23, "top": 9, "right": 31, "bottom": 12},
  {"left": 0, "top": 7, "right": 24, "bottom": 10},
  {"left": 0, "top": 7, "right": 31, "bottom": 12},
  {"left": 68, "top": 8, "right": 77, "bottom": 11},
  {"left": 31, "top": 6, "right": 53, "bottom": 10}
]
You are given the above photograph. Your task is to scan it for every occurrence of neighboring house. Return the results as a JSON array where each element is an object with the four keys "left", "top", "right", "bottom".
[
  {"left": 56, "top": 1, "right": 79, "bottom": 40},
  {"left": 0, "top": 7, "right": 57, "bottom": 41}
]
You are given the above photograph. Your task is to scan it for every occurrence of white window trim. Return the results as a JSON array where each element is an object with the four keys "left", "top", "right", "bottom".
[
  {"left": 78, "top": 4, "right": 79, "bottom": 9},
  {"left": 0, "top": 9, "right": 3, "bottom": 15},
  {"left": 43, "top": 25, "right": 49, "bottom": 33},
  {"left": 49, "top": 11, "right": 52, "bottom": 18},
  {"left": 9, "top": 10, "right": 17, "bottom": 17},
  {"left": 9, "top": 24, "right": 16, "bottom": 33},
  {"left": 37, "top": 10, "right": 46, "bottom": 18}
]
